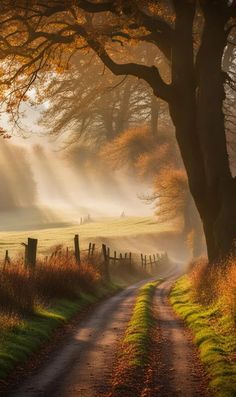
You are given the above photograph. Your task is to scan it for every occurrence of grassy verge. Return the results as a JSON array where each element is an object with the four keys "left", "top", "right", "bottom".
[
  {"left": 112, "top": 280, "right": 159, "bottom": 395},
  {"left": 170, "top": 275, "right": 236, "bottom": 397},
  {"left": 0, "top": 282, "right": 119, "bottom": 380},
  {"left": 0, "top": 240, "right": 154, "bottom": 382}
]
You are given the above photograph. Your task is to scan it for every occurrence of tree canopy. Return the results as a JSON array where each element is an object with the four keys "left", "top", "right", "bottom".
[{"left": 0, "top": 0, "right": 236, "bottom": 262}]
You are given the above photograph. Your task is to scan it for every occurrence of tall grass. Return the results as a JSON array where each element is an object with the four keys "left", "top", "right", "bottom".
[
  {"left": 189, "top": 257, "right": 236, "bottom": 321},
  {"left": 0, "top": 247, "right": 102, "bottom": 329},
  {"left": 171, "top": 257, "right": 236, "bottom": 397},
  {"left": 111, "top": 281, "right": 159, "bottom": 396}
]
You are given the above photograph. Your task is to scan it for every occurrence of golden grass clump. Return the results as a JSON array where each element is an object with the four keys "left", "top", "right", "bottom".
[
  {"left": 0, "top": 312, "right": 22, "bottom": 331},
  {"left": 189, "top": 257, "right": 236, "bottom": 321},
  {"left": 0, "top": 247, "right": 102, "bottom": 318}
]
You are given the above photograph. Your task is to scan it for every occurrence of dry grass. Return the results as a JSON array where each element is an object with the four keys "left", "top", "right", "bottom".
[
  {"left": 189, "top": 257, "right": 236, "bottom": 321},
  {"left": 171, "top": 258, "right": 236, "bottom": 397},
  {"left": 0, "top": 216, "right": 173, "bottom": 258},
  {"left": 0, "top": 246, "right": 102, "bottom": 328}
]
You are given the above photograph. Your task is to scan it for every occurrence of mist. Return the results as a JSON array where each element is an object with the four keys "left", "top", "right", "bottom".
[{"left": 0, "top": 138, "right": 153, "bottom": 231}]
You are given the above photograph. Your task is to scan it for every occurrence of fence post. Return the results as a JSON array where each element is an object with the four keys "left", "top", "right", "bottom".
[
  {"left": 74, "top": 234, "right": 81, "bottom": 265},
  {"left": 149, "top": 255, "right": 153, "bottom": 272},
  {"left": 107, "top": 247, "right": 110, "bottom": 263},
  {"left": 114, "top": 251, "right": 116, "bottom": 264},
  {"left": 102, "top": 244, "right": 110, "bottom": 281},
  {"left": 141, "top": 253, "right": 144, "bottom": 268},
  {"left": 25, "top": 238, "right": 38, "bottom": 269},
  {"left": 3, "top": 250, "right": 10, "bottom": 269},
  {"left": 92, "top": 243, "right": 95, "bottom": 257},
  {"left": 145, "top": 255, "right": 147, "bottom": 270},
  {"left": 88, "top": 242, "right": 92, "bottom": 258}
]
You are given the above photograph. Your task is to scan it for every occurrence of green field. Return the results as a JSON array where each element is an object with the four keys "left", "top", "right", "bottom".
[{"left": 0, "top": 217, "right": 175, "bottom": 259}]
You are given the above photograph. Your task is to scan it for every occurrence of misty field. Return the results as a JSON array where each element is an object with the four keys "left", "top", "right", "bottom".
[{"left": 0, "top": 216, "right": 175, "bottom": 259}]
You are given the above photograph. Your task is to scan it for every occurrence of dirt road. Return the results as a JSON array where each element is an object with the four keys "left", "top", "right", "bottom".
[
  {"left": 143, "top": 278, "right": 209, "bottom": 397},
  {"left": 9, "top": 280, "right": 149, "bottom": 397},
  {"left": 8, "top": 269, "right": 208, "bottom": 397}
]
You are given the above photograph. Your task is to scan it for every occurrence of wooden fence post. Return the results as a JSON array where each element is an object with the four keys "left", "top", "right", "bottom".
[
  {"left": 129, "top": 252, "right": 132, "bottom": 265},
  {"left": 141, "top": 253, "right": 144, "bottom": 268},
  {"left": 150, "top": 255, "right": 153, "bottom": 273},
  {"left": 24, "top": 238, "right": 38, "bottom": 269},
  {"left": 92, "top": 243, "right": 95, "bottom": 256},
  {"left": 88, "top": 242, "right": 92, "bottom": 258},
  {"left": 3, "top": 250, "right": 10, "bottom": 270},
  {"left": 114, "top": 251, "right": 116, "bottom": 264},
  {"left": 129, "top": 252, "right": 132, "bottom": 271},
  {"left": 102, "top": 244, "right": 110, "bottom": 281},
  {"left": 74, "top": 234, "right": 81, "bottom": 265}
]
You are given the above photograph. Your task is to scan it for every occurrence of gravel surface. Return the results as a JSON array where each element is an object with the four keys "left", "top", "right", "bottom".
[
  {"left": 7, "top": 266, "right": 209, "bottom": 397},
  {"left": 141, "top": 278, "right": 209, "bottom": 397},
  {"left": 8, "top": 280, "right": 147, "bottom": 397}
]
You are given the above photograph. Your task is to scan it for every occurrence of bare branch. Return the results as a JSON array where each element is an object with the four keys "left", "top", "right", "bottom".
[{"left": 76, "top": 26, "right": 172, "bottom": 102}]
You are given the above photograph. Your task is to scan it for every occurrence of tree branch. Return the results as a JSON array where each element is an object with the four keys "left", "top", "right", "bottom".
[
  {"left": 76, "top": 1, "right": 114, "bottom": 13},
  {"left": 84, "top": 33, "right": 172, "bottom": 102},
  {"left": 76, "top": 1, "right": 173, "bottom": 59}
]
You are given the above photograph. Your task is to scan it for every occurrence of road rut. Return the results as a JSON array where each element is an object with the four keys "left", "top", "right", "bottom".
[
  {"left": 9, "top": 280, "right": 147, "bottom": 397},
  {"left": 142, "top": 278, "right": 209, "bottom": 397},
  {"left": 7, "top": 268, "right": 208, "bottom": 397}
]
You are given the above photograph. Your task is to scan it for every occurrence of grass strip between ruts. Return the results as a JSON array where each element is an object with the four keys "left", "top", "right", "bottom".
[
  {"left": 0, "top": 282, "right": 119, "bottom": 380},
  {"left": 112, "top": 280, "right": 160, "bottom": 395},
  {"left": 170, "top": 276, "right": 236, "bottom": 397}
]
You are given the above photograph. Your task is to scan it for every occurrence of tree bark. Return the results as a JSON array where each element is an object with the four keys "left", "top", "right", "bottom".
[
  {"left": 150, "top": 95, "right": 159, "bottom": 137},
  {"left": 115, "top": 78, "right": 132, "bottom": 134},
  {"left": 89, "top": 0, "right": 236, "bottom": 262},
  {"left": 168, "top": 1, "right": 236, "bottom": 262},
  {"left": 182, "top": 193, "right": 205, "bottom": 259},
  {"left": 196, "top": 4, "right": 236, "bottom": 261}
]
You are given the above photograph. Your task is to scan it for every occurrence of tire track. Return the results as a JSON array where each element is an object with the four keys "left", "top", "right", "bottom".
[
  {"left": 147, "top": 278, "right": 209, "bottom": 397},
  {"left": 8, "top": 280, "right": 147, "bottom": 397}
]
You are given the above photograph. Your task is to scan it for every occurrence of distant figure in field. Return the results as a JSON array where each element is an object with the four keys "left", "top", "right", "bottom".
[
  {"left": 80, "top": 214, "right": 92, "bottom": 224},
  {"left": 120, "top": 211, "right": 126, "bottom": 218}
]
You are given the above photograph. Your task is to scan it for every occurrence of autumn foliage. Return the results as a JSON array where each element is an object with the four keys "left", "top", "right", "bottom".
[
  {"left": 189, "top": 258, "right": 236, "bottom": 320},
  {"left": 101, "top": 126, "right": 155, "bottom": 173}
]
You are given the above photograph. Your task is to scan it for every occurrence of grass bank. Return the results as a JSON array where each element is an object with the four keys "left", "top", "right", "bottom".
[
  {"left": 111, "top": 280, "right": 159, "bottom": 396},
  {"left": 0, "top": 248, "right": 121, "bottom": 380},
  {"left": 170, "top": 261, "right": 235, "bottom": 397},
  {"left": 0, "top": 282, "right": 118, "bottom": 380}
]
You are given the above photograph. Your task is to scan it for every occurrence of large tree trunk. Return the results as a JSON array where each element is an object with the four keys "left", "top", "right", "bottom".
[
  {"left": 168, "top": 1, "right": 236, "bottom": 262},
  {"left": 115, "top": 78, "right": 132, "bottom": 134},
  {"left": 150, "top": 95, "right": 159, "bottom": 136},
  {"left": 196, "top": 5, "right": 236, "bottom": 261}
]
